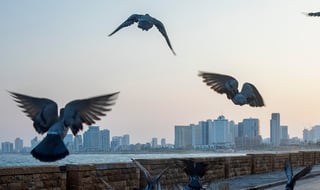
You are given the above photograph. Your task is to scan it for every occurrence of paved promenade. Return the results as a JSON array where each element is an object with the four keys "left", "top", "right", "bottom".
[{"left": 210, "top": 165, "right": 320, "bottom": 190}]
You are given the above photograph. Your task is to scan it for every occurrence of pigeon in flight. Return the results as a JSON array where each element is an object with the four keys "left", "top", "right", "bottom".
[
  {"left": 131, "top": 158, "right": 168, "bottom": 190},
  {"left": 198, "top": 71, "right": 265, "bottom": 107},
  {"left": 9, "top": 91, "right": 119, "bottom": 162},
  {"left": 284, "top": 160, "right": 313, "bottom": 190},
  {"left": 178, "top": 159, "right": 208, "bottom": 190},
  {"left": 109, "top": 14, "right": 176, "bottom": 55},
  {"left": 303, "top": 12, "right": 320, "bottom": 17}
]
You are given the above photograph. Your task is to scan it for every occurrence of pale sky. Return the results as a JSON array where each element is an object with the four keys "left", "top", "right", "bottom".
[{"left": 1, "top": 1, "right": 320, "bottom": 145}]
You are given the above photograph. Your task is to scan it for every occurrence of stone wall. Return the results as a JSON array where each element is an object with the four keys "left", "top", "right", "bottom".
[{"left": 0, "top": 151, "right": 319, "bottom": 189}]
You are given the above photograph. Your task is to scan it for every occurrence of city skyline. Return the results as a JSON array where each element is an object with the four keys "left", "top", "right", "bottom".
[{"left": 2, "top": 1, "right": 320, "bottom": 144}]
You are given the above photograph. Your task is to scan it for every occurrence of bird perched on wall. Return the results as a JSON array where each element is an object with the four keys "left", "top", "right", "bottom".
[
  {"left": 9, "top": 91, "right": 119, "bottom": 162},
  {"left": 198, "top": 71, "right": 265, "bottom": 107},
  {"left": 132, "top": 158, "right": 168, "bottom": 190},
  {"left": 109, "top": 13, "right": 176, "bottom": 55},
  {"left": 284, "top": 160, "right": 313, "bottom": 190},
  {"left": 177, "top": 159, "right": 208, "bottom": 190},
  {"left": 303, "top": 12, "right": 320, "bottom": 17}
]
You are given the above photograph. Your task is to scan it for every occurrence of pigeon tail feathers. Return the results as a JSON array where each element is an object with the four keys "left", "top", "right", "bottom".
[{"left": 31, "top": 134, "right": 69, "bottom": 162}]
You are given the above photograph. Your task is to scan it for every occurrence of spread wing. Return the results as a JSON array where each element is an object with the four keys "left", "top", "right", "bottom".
[
  {"left": 152, "top": 17, "right": 176, "bottom": 55},
  {"left": 109, "top": 14, "right": 141, "bottom": 36},
  {"left": 240, "top": 83, "right": 265, "bottom": 107},
  {"left": 198, "top": 71, "right": 239, "bottom": 100},
  {"left": 284, "top": 160, "right": 293, "bottom": 184},
  {"left": 63, "top": 92, "right": 119, "bottom": 135},
  {"left": 180, "top": 159, "right": 207, "bottom": 177},
  {"left": 304, "top": 12, "right": 320, "bottom": 17},
  {"left": 152, "top": 167, "right": 168, "bottom": 185},
  {"left": 9, "top": 91, "right": 58, "bottom": 134},
  {"left": 131, "top": 159, "right": 152, "bottom": 183},
  {"left": 293, "top": 165, "right": 313, "bottom": 182}
]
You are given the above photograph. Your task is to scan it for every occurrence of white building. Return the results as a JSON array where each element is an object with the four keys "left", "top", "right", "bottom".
[{"left": 209, "top": 115, "right": 230, "bottom": 144}]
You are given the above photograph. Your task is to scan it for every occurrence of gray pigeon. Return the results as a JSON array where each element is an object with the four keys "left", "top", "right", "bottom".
[
  {"left": 303, "top": 12, "right": 320, "bottom": 17},
  {"left": 198, "top": 71, "right": 265, "bottom": 107},
  {"left": 132, "top": 158, "right": 168, "bottom": 190},
  {"left": 9, "top": 91, "right": 119, "bottom": 162},
  {"left": 109, "top": 13, "right": 176, "bottom": 55},
  {"left": 284, "top": 160, "right": 313, "bottom": 190}
]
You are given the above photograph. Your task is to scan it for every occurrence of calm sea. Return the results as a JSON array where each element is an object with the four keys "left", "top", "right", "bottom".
[{"left": 0, "top": 152, "right": 245, "bottom": 167}]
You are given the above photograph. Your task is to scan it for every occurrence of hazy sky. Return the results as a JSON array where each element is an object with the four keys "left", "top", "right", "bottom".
[{"left": 1, "top": 1, "right": 320, "bottom": 145}]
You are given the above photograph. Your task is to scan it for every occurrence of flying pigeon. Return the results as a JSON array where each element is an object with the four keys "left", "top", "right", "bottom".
[
  {"left": 303, "top": 12, "right": 320, "bottom": 17},
  {"left": 9, "top": 91, "right": 119, "bottom": 162},
  {"left": 284, "top": 160, "right": 313, "bottom": 190},
  {"left": 178, "top": 159, "right": 208, "bottom": 190},
  {"left": 132, "top": 158, "right": 168, "bottom": 190},
  {"left": 109, "top": 14, "right": 176, "bottom": 55},
  {"left": 198, "top": 71, "right": 265, "bottom": 107}
]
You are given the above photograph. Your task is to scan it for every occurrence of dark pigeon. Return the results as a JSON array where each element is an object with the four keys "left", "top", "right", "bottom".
[
  {"left": 9, "top": 91, "right": 119, "bottom": 162},
  {"left": 109, "top": 13, "right": 176, "bottom": 55},
  {"left": 199, "top": 71, "right": 265, "bottom": 107},
  {"left": 132, "top": 158, "right": 168, "bottom": 190},
  {"left": 284, "top": 160, "right": 313, "bottom": 190}
]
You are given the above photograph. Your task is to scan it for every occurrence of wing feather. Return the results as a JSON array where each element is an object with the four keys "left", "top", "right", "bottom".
[
  {"left": 63, "top": 92, "right": 119, "bottom": 135},
  {"left": 198, "top": 71, "right": 239, "bottom": 99},
  {"left": 109, "top": 14, "right": 141, "bottom": 36},
  {"left": 293, "top": 165, "right": 313, "bottom": 182},
  {"left": 9, "top": 91, "right": 58, "bottom": 134},
  {"left": 153, "top": 17, "right": 176, "bottom": 55},
  {"left": 241, "top": 83, "right": 265, "bottom": 107},
  {"left": 131, "top": 159, "right": 152, "bottom": 183}
]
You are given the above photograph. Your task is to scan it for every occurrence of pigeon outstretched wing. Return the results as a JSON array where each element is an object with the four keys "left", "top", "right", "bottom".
[
  {"left": 132, "top": 158, "right": 152, "bottom": 183},
  {"left": 153, "top": 17, "right": 176, "bottom": 55},
  {"left": 240, "top": 83, "right": 265, "bottom": 107},
  {"left": 109, "top": 14, "right": 141, "bottom": 36},
  {"left": 63, "top": 92, "right": 119, "bottom": 135},
  {"left": 198, "top": 72, "right": 239, "bottom": 99},
  {"left": 9, "top": 91, "right": 58, "bottom": 134},
  {"left": 293, "top": 165, "right": 313, "bottom": 182}
]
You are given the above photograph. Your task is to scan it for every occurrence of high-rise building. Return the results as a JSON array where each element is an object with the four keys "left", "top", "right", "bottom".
[
  {"left": 14, "top": 137, "right": 23, "bottom": 153},
  {"left": 151, "top": 138, "right": 158, "bottom": 148},
  {"left": 100, "top": 129, "right": 110, "bottom": 152},
  {"left": 280, "top": 125, "right": 289, "bottom": 141},
  {"left": 198, "top": 120, "right": 210, "bottom": 145},
  {"left": 209, "top": 115, "right": 230, "bottom": 144},
  {"left": 1, "top": 142, "right": 13, "bottom": 153},
  {"left": 174, "top": 125, "right": 194, "bottom": 148},
  {"left": 236, "top": 118, "right": 261, "bottom": 148},
  {"left": 161, "top": 138, "right": 166, "bottom": 147},
  {"left": 111, "top": 136, "right": 122, "bottom": 151},
  {"left": 270, "top": 113, "right": 280, "bottom": 146},
  {"left": 122, "top": 134, "right": 130, "bottom": 146},
  {"left": 83, "top": 126, "right": 101, "bottom": 152},
  {"left": 73, "top": 135, "right": 82, "bottom": 152}
]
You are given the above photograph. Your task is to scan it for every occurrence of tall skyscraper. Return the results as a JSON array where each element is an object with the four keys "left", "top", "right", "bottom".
[
  {"left": 122, "top": 134, "right": 130, "bottom": 146},
  {"left": 111, "top": 136, "right": 122, "bottom": 151},
  {"left": 100, "top": 129, "right": 110, "bottom": 152},
  {"left": 83, "top": 126, "right": 101, "bottom": 152},
  {"left": 14, "top": 137, "right": 23, "bottom": 153},
  {"left": 236, "top": 118, "right": 261, "bottom": 148},
  {"left": 280, "top": 125, "right": 289, "bottom": 144},
  {"left": 270, "top": 113, "right": 280, "bottom": 146}
]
